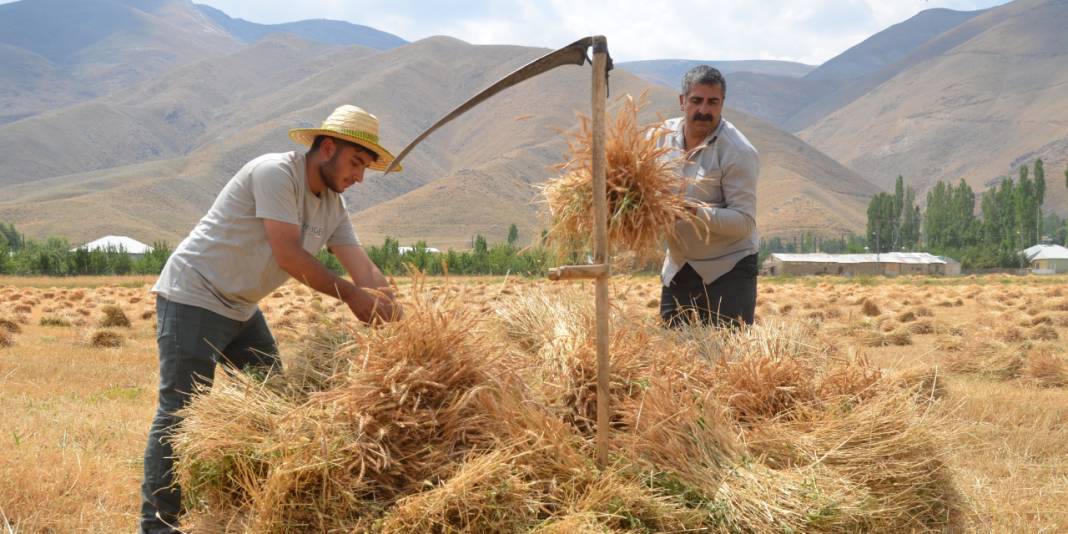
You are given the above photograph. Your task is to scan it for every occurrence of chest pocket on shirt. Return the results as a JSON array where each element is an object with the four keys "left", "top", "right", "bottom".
[
  {"left": 693, "top": 161, "right": 724, "bottom": 205},
  {"left": 300, "top": 220, "right": 328, "bottom": 254}
]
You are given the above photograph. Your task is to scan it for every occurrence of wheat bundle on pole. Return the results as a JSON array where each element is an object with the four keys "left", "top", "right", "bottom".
[{"left": 541, "top": 93, "right": 698, "bottom": 263}]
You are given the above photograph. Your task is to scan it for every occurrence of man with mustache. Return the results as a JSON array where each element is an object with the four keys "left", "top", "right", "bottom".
[
  {"left": 139, "top": 105, "right": 402, "bottom": 534},
  {"left": 655, "top": 65, "right": 759, "bottom": 328}
]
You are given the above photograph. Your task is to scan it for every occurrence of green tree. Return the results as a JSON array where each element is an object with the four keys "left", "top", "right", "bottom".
[
  {"left": 866, "top": 192, "right": 896, "bottom": 253},
  {"left": 506, "top": 223, "right": 519, "bottom": 247}
]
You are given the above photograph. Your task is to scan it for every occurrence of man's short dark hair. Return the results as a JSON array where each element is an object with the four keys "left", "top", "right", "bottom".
[
  {"left": 309, "top": 135, "right": 379, "bottom": 162},
  {"left": 681, "top": 65, "right": 727, "bottom": 98}
]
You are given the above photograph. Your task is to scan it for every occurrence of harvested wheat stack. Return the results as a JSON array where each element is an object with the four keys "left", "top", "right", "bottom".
[
  {"left": 555, "top": 327, "right": 656, "bottom": 436},
  {"left": 493, "top": 285, "right": 595, "bottom": 357},
  {"left": 540, "top": 93, "right": 697, "bottom": 261},
  {"left": 175, "top": 287, "right": 523, "bottom": 532},
  {"left": 0, "top": 328, "right": 13, "bottom": 348},
  {"left": 98, "top": 305, "right": 131, "bottom": 328},
  {"left": 171, "top": 283, "right": 962, "bottom": 533},
  {"left": 907, "top": 318, "right": 938, "bottom": 335},
  {"left": 861, "top": 328, "right": 912, "bottom": 347},
  {"left": 945, "top": 341, "right": 1024, "bottom": 380},
  {"left": 893, "top": 366, "right": 948, "bottom": 404},
  {"left": 747, "top": 392, "right": 960, "bottom": 531},
  {"left": 861, "top": 299, "right": 881, "bottom": 317},
  {"left": 39, "top": 315, "right": 71, "bottom": 327},
  {"left": 378, "top": 448, "right": 540, "bottom": 533},
  {"left": 0, "top": 317, "right": 20, "bottom": 334},
  {"left": 89, "top": 329, "right": 123, "bottom": 348},
  {"left": 996, "top": 325, "right": 1026, "bottom": 343},
  {"left": 1023, "top": 351, "right": 1068, "bottom": 388},
  {"left": 1029, "top": 314, "right": 1053, "bottom": 326},
  {"left": 897, "top": 310, "right": 917, "bottom": 323},
  {"left": 1030, "top": 325, "right": 1058, "bottom": 341}
]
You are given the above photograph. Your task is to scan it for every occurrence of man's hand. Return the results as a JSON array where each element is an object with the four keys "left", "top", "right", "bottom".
[
  {"left": 344, "top": 285, "right": 402, "bottom": 324},
  {"left": 330, "top": 244, "right": 403, "bottom": 324}
]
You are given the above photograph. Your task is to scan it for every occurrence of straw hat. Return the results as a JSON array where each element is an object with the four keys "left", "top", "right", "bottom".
[{"left": 289, "top": 105, "right": 400, "bottom": 172}]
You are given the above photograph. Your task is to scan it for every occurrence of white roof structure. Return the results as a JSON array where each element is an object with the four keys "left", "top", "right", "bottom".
[
  {"left": 770, "top": 252, "right": 948, "bottom": 264},
  {"left": 74, "top": 235, "right": 153, "bottom": 254},
  {"left": 398, "top": 245, "right": 441, "bottom": 254},
  {"left": 1023, "top": 244, "right": 1068, "bottom": 262}
]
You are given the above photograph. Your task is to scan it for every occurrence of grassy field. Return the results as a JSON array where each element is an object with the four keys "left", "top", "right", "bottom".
[{"left": 1, "top": 274, "right": 1067, "bottom": 532}]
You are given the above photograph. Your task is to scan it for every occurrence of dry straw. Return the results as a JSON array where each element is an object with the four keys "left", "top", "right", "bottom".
[
  {"left": 98, "top": 305, "right": 131, "bottom": 328},
  {"left": 171, "top": 281, "right": 962, "bottom": 533},
  {"left": 0, "top": 317, "right": 20, "bottom": 334},
  {"left": 540, "top": 92, "right": 698, "bottom": 262},
  {"left": 89, "top": 329, "right": 123, "bottom": 348}
]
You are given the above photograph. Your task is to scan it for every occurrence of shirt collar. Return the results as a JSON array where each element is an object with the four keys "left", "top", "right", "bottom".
[{"left": 674, "top": 117, "right": 724, "bottom": 152}]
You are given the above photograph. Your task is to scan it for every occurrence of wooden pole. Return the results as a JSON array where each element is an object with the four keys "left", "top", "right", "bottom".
[{"left": 590, "top": 36, "right": 611, "bottom": 469}]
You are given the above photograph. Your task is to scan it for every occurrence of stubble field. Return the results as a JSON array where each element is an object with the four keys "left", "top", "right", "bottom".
[{"left": 1, "top": 274, "right": 1067, "bottom": 532}]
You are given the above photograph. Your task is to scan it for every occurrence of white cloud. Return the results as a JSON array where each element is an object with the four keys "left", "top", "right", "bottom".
[{"left": 0, "top": 0, "right": 1007, "bottom": 64}]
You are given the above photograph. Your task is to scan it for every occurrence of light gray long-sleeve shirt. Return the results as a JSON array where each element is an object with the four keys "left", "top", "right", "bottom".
[{"left": 656, "top": 117, "right": 759, "bottom": 286}]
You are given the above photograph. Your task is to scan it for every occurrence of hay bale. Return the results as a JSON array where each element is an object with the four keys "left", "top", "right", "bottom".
[
  {"left": 540, "top": 93, "right": 698, "bottom": 262},
  {"left": 98, "top": 305, "right": 131, "bottom": 328},
  {"left": 90, "top": 329, "right": 123, "bottom": 348}
]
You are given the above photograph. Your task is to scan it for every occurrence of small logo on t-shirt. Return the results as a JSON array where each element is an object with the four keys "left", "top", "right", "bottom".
[{"left": 302, "top": 222, "right": 323, "bottom": 238}]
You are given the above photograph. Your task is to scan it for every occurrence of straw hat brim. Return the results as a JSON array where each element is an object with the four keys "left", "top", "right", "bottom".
[{"left": 288, "top": 128, "right": 401, "bottom": 172}]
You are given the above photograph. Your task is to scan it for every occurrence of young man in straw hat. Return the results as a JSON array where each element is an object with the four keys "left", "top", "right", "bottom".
[
  {"left": 656, "top": 65, "right": 760, "bottom": 328},
  {"left": 139, "top": 105, "right": 402, "bottom": 534}
]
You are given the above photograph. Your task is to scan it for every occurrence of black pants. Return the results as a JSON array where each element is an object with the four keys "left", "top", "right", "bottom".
[
  {"left": 140, "top": 296, "right": 280, "bottom": 534},
  {"left": 660, "top": 255, "right": 758, "bottom": 328}
]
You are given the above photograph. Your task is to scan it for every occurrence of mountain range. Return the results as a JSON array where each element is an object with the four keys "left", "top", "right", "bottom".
[{"left": 1, "top": 0, "right": 1066, "bottom": 249}]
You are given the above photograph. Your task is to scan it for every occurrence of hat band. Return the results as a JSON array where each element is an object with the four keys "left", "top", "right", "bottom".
[{"left": 323, "top": 126, "right": 379, "bottom": 145}]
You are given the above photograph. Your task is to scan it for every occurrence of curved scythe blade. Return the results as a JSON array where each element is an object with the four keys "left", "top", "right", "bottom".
[{"left": 383, "top": 36, "right": 596, "bottom": 174}]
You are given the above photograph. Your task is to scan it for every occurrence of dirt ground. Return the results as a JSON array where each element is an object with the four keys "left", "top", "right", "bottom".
[{"left": 1, "top": 273, "right": 1066, "bottom": 532}]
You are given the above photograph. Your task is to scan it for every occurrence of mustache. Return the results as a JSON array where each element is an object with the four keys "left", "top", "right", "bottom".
[{"left": 692, "top": 113, "right": 715, "bottom": 122}]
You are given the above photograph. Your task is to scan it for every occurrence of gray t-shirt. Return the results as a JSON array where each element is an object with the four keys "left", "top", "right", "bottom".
[{"left": 153, "top": 151, "right": 360, "bottom": 321}]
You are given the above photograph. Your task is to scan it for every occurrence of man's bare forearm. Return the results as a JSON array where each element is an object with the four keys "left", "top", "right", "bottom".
[{"left": 278, "top": 249, "right": 360, "bottom": 301}]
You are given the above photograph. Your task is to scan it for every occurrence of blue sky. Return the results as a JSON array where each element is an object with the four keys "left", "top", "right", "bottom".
[{"left": 3, "top": 0, "right": 1011, "bottom": 64}]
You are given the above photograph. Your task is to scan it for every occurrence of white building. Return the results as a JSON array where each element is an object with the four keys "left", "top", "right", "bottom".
[
  {"left": 73, "top": 235, "right": 153, "bottom": 259},
  {"left": 763, "top": 252, "right": 960, "bottom": 277},
  {"left": 398, "top": 245, "right": 441, "bottom": 254},
  {"left": 1020, "top": 244, "right": 1068, "bottom": 274}
]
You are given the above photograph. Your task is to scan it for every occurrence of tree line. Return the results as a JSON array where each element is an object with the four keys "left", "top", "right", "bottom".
[
  {"left": 0, "top": 222, "right": 556, "bottom": 277},
  {"left": 863, "top": 159, "right": 1066, "bottom": 268},
  {"left": 760, "top": 160, "right": 1068, "bottom": 270},
  {"left": 0, "top": 226, "right": 173, "bottom": 276}
]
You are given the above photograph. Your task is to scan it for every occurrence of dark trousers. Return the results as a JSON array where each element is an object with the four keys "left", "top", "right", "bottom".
[
  {"left": 140, "top": 296, "right": 280, "bottom": 534},
  {"left": 660, "top": 255, "right": 758, "bottom": 328}
]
